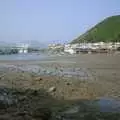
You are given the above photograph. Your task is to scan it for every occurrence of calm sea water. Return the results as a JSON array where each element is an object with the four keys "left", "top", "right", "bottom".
[{"left": 0, "top": 53, "right": 47, "bottom": 60}]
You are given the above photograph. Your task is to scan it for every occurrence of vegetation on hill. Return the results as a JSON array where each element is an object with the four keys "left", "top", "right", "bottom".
[{"left": 71, "top": 15, "right": 120, "bottom": 43}]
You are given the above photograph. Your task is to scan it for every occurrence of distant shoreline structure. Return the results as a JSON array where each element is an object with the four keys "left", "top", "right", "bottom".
[
  {"left": 48, "top": 42, "right": 120, "bottom": 54},
  {"left": 0, "top": 43, "right": 42, "bottom": 55}
]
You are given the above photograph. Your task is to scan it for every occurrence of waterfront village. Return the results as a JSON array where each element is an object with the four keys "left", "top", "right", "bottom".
[
  {"left": 0, "top": 43, "right": 40, "bottom": 55},
  {"left": 0, "top": 42, "right": 120, "bottom": 55},
  {"left": 48, "top": 42, "right": 120, "bottom": 54}
]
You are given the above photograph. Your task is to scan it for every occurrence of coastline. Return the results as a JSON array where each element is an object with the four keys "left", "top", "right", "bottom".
[
  {"left": 0, "top": 53, "right": 120, "bottom": 119},
  {"left": 0, "top": 53, "right": 120, "bottom": 99}
]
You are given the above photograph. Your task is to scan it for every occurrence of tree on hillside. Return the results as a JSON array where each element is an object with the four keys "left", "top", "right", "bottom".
[
  {"left": 71, "top": 16, "right": 120, "bottom": 44},
  {"left": 113, "top": 33, "right": 120, "bottom": 42},
  {"left": 116, "top": 33, "right": 120, "bottom": 42}
]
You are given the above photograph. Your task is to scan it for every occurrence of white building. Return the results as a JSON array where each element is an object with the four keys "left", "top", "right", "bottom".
[
  {"left": 64, "top": 47, "right": 75, "bottom": 54},
  {"left": 17, "top": 43, "right": 29, "bottom": 54}
]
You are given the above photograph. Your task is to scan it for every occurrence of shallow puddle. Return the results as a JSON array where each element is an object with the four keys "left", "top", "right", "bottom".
[
  {"left": 97, "top": 97, "right": 120, "bottom": 112},
  {"left": 55, "top": 98, "right": 120, "bottom": 120}
]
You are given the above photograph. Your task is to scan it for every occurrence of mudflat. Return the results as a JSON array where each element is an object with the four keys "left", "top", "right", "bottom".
[
  {"left": 0, "top": 54, "right": 120, "bottom": 120},
  {"left": 0, "top": 53, "right": 120, "bottom": 99}
]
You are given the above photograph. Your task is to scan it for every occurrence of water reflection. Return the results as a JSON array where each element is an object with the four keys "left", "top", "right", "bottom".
[
  {"left": 0, "top": 53, "right": 47, "bottom": 60},
  {"left": 97, "top": 97, "right": 120, "bottom": 112}
]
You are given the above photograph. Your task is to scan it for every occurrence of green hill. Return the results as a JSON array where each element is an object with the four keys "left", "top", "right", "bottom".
[{"left": 71, "top": 15, "right": 120, "bottom": 44}]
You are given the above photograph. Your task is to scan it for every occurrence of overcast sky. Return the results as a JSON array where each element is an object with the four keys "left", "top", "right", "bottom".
[{"left": 0, "top": 0, "right": 120, "bottom": 45}]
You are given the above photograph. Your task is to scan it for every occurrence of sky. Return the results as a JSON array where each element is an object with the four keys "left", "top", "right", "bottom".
[{"left": 0, "top": 0, "right": 120, "bottom": 45}]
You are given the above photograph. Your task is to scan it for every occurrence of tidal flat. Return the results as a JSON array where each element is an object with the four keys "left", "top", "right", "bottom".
[{"left": 0, "top": 54, "right": 120, "bottom": 119}]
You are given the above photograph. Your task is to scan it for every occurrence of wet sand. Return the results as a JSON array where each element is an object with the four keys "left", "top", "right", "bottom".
[
  {"left": 0, "top": 54, "right": 120, "bottom": 119},
  {"left": 0, "top": 54, "right": 120, "bottom": 99}
]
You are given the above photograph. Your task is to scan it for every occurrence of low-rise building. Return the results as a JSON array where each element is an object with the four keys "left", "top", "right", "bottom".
[
  {"left": 49, "top": 42, "right": 120, "bottom": 54},
  {"left": 64, "top": 47, "right": 75, "bottom": 54}
]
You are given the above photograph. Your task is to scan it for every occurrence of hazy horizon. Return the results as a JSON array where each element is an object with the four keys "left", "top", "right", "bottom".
[{"left": 0, "top": 0, "right": 120, "bottom": 45}]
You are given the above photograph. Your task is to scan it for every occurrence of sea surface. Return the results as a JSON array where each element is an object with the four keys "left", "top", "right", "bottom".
[{"left": 0, "top": 53, "right": 47, "bottom": 60}]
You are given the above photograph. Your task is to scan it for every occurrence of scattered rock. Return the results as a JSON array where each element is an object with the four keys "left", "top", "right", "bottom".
[
  {"left": 0, "top": 74, "right": 6, "bottom": 79},
  {"left": 48, "top": 87, "right": 56, "bottom": 92},
  {"left": 32, "top": 107, "right": 51, "bottom": 120},
  {"left": 43, "top": 70, "right": 47, "bottom": 73},
  {"left": 40, "top": 78, "right": 43, "bottom": 81},
  {"left": 0, "top": 88, "right": 18, "bottom": 109},
  {"left": 60, "top": 69, "right": 63, "bottom": 72},
  {"left": 66, "top": 82, "right": 71, "bottom": 85},
  {"left": 63, "top": 106, "right": 79, "bottom": 114},
  {"left": 24, "top": 114, "right": 32, "bottom": 119},
  {"left": 15, "top": 111, "right": 28, "bottom": 116},
  {"left": 0, "top": 102, "right": 7, "bottom": 109},
  {"left": 0, "top": 115, "right": 10, "bottom": 120},
  {"left": 18, "top": 96, "right": 27, "bottom": 102},
  {"left": 35, "top": 77, "right": 43, "bottom": 81},
  {"left": 71, "top": 88, "right": 75, "bottom": 92},
  {"left": 31, "top": 90, "right": 38, "bottom": 96}
]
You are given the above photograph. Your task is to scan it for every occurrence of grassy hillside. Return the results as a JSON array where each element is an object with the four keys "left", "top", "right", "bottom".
[{"left": 71, "top": 15, "right": 120, "bottom": 43}]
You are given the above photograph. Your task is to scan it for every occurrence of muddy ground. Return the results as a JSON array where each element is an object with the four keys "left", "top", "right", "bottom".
[{"left": 0, "top": 54, "right": 120, "bottom": 119}]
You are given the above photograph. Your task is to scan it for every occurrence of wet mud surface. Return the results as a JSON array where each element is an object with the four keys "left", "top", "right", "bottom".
[
  {"left": 0, "top": 54, "right": 120, "bottom": 119},
  {"left": 0, "top": 87, "right": 120, "bottom": 120}
]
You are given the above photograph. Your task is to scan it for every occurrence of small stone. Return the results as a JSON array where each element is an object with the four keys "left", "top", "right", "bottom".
[
  {"left": 35, "top": 77, "right": 43, "bottom": 81},
  {"left": 24, "top": 114, "right": 31, "bottom": 119},
  {"left": 32, "top": 108, "right": 51, "bottom": 120},
  {"left": 40, "top": 78, "right": 43, "bottom": 80},
  {"left": 19, "top": 96, "right": 27, "bottom": 101},
  {"left": 71, "top": 89, "right": 75, "bottom": 92},
  {"left": 66, "top": 82, "right": 71, "bottom": 85},
  {"left": 0, "top": 115, "right": 10, "bottom": 120},
  {"left": 48, "top": 87, "right": 56, "bottom": 92},
  {"left": 21, "top": 70, "right": 25, "bottom": 73},
  {"left": 15, "top": 111, "right": 28, "bottom": 116},
  {"left": 0, "top": 102, "right": 7, "bottom": 109},
  {"left": 31, "top": 90, "right": 38, "bottom": 96}
]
